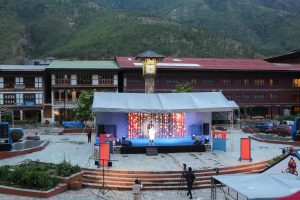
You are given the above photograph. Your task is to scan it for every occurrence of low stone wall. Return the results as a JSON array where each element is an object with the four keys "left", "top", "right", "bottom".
[
  {"left": 58, "top": 171, "right": 84, "bottom": 187},
  {"left": 0, "top": 184, "right": 68, "bottom": 198},
  {"left": 250, "top": 135, "right": 300, "bottom": 146},
  {"left": 0, "top": 140, "right": 49, "bottom": 160}
]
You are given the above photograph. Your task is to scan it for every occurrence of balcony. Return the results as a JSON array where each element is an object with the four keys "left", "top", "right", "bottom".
[
  {"left": 52, "top": 99, "right": 76, "bottom": 109},
  {"left": 0, "top": 84, "right": 42, "bottom": 91},
  {"left": 55, "top": 79, "right": 71, "bottom": 85}
]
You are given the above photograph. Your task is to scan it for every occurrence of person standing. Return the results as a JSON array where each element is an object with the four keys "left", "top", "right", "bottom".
[
  {"left": 184, "top": 167, "right": 195, "bottom": 199},
  {"left": 132, "top": 179, "right": 143, "bottom": 200},
  {"left": 147, "top": 121, "right": 155, "bottom": 145},
  {"left": 87, "top": 129, "right": 92, "bottom": 143}
]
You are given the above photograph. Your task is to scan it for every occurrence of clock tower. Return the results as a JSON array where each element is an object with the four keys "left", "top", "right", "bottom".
[{"left": 136, "top": 50, "right": 164, "bottom": 93}]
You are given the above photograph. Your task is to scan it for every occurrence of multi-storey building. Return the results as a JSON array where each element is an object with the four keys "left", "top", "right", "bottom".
[
  {"left": 46, "top": 61, "right": 119, "bottom": 122},
  {"left": 0, "top": 65, "right": 45, "bottom": 123},
  {"left": 1, "top": 51, "right": 300, "bottom": 124},
  {"left": 116, "top": 56, "right": 300, "bottom": 118}
]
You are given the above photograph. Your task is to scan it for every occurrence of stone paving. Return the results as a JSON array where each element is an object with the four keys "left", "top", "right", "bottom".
[{"left": 0, "top": 127, "right": 291, "bottom": 199}]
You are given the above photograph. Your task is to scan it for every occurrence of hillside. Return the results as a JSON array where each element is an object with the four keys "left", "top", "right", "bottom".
[
  {"left": 0, "top": 0, "right": 258, "bottom": 64},
  {"left": 98, "top": 0, "right": 300, "bottom": 56}
]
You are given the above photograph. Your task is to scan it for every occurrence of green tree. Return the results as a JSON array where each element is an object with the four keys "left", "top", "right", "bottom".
[
  {"left": 74, "top": 91, "right": 94, "bottom": 121},
  {"left": 174, "top": 81, "right": 193, "bottom": 93}
]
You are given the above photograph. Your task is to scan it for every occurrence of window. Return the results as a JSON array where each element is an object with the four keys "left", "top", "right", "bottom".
[
  {"left": 293, "top": 78, "right": 300, "bottom": 87},
  {"left": 127, "top": 79, "right": 141, "bottom": 84},
  {"left": 77, "top": 74, "right": 91, "bottom": 85},
  {"left": 269, "top": 79, "right": 278, "bottom": 86},
  {"left": 202, "top": 79, "right": 214, "bottom": 85},
  {"left": 35, "top": 77, "right": 43, "bottom": 89},
  {"left": 24, "top": 77, "right": 35, "bottom": 88},
  {"left": 270, "top": 94, "right": 278, "bottom": 101},
  {"left": 235, "top": 95, "right": 242, "bottom": 99},
  {"left": 236, "top": 80, "right": 242, "bottom": 85},
  {"left": 292, "top": 93, "right": 300, "bottom": 102},
  {"left": 24, "top": 93, "right": 35, "bottom": 105},
  {"left": 244, "top": 79, "right": 249, "bottom": 85},
  {"left": 56, "top": 74, "right": 70, "bottom": 85},
  {"left": 166, "top": 79, "right": 178, "bottom": 85},
  {"left": 36, "top": 94, "right": 43, "bottom": 104},
  {"left": 99, "top": 75, "right": 113, "bottom": 85},
  {"left": 221, "top": 79, "right": 231, "bottom": 85},
  {"left": 243, "top": 94, "right": 250, "bottom": 99},
  {"left": 4, "top": 77, "right": 15, "bottom": 88},
  {"left": 4, "top": 94, "right": 16, "bottom": 105},
  {"left": 254, "top": 79, "right": 265, "bottom": 86},
  {"left": 254, "top": 94, "right": 265, "bottom": 99}
]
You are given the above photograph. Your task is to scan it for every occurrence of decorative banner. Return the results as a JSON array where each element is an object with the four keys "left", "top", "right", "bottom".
[
  {"left": 128, "top": 113, "right": 185, "bottom": 138},
  {"left": 100, "top": 143, "right": 110, "bottom": 167},
  {"left": 240, "top": 138, "right": 252, "bottom": 161}
]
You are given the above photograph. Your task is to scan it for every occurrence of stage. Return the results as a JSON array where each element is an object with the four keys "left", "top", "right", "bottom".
[
  {"left": 120, "top": 137, "right": 205, "bottom": 154},
  {"left": 125, "top": 137, "right": 195, "bottom": 147}
]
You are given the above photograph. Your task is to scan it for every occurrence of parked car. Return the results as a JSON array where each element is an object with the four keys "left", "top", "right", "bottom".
[
  {"left": 265, "top": 124, "right": 291, "bottom": 136},
  {"left": 255, "top": 120, "right": 280, "bottom": 132},
  {"left": 242, "top": 127, "right": 260, "bottom": 134}
]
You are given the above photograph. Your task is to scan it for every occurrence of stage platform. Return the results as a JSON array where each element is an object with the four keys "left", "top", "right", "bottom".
[
  {"left": 125, "top": 137, "right": 195, "bottom": 147},
  {"left": 120, "top": 137, "right": 205, "bottom": 154}
]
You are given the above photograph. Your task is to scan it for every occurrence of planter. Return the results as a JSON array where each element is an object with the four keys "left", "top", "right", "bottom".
[
  {"left": 0, "top": 183, "right": 68, "bottom": 198},
  {"left": 69, "top": 180, "right": 82, "bottom": 190}
]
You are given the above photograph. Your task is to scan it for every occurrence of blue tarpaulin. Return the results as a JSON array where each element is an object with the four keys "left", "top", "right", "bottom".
[{"left": 62, "top": 121, "right": 84, "bottom": 128}]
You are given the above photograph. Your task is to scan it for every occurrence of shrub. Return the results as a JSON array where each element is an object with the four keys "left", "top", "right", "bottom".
[
  {"left": 10, "top": 128, "right": 24, "bottom": 143},
  {"left": 0, "top": 165, "right": 9, "bottom": 181},
  {"left": 56, "top": 161, "right": 81, "bottom": 177}
]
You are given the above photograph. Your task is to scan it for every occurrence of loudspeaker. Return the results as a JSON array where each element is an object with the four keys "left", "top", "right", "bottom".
[
  {"left": 203, "top": 123, "right": 210, "bottom": 135},
  {"left": 95, "top": 160, "right": 99, "bottom": 165},
  {"left": 98, "top": 125, "right": 105, "bottom": 135},
  {"left": 108, "top": 161, "right": 112, "bottom": 167}
]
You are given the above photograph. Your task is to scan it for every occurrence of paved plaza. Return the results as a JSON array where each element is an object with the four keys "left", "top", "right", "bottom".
[{"left": 0, "top": 127, "right": 292, "bottom": 199}]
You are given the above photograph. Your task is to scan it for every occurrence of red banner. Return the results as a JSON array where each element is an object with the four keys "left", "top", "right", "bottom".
[
  {"left": 100, "top": 143, "right": 110, "bottom": 167},
  {"left": 240, "top": 138, "right": 251, "bottom": 161}
]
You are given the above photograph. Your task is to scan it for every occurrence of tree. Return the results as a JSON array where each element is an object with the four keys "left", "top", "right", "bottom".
[
  {"left": 74, "top": 90, "right": 94, "bottom": 122},
  {"left": 174, "top": 81, "right": 193, "bottom": 93}
]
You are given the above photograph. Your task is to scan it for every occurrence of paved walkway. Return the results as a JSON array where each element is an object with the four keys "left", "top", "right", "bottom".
[{"left": 0, "top": 127, "right": 290, "bottom": 200}]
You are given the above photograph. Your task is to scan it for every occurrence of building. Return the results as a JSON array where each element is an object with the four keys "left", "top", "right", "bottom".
[
  {"left": 0, "top": 65, "right": 46, "bottom": 123},
  {"left": 116, "top": 56, "right": 300, "bottom": 118},
  {"left": 46, "top": 61, "right": 119, "bottom": 122}
]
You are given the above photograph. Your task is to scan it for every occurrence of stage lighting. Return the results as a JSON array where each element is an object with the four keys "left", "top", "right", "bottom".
[{"left": 108, "top": 161, "right": 112, "bottom": 167}]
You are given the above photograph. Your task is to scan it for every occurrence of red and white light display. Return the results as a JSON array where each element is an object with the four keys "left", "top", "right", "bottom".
[{"left": 128, "top": 113, "right": 185, "bottom": 138}]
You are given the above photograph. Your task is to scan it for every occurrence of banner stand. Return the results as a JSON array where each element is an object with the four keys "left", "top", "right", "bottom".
[{"left": 239, "top": 137, "right": 252, "bottom": 162}]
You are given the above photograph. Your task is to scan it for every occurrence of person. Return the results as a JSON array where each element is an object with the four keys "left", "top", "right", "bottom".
[
  {"left": 87, "top": 129, "right": 92, "bottom": 143},
  {"left": 148, "top": 121, "right": 155, "bottom": 145},
  {"left": 287, "top": 157, "right": 297, "bottom": 174},
  {"left": 184, "top": 167, "right": 195, "bottom": 199},
  {"left": 132, "top": 178, "right": 143, "bottom": 200}
]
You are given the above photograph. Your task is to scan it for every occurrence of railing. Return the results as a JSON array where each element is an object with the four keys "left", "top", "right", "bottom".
[
  {"left": 53, "top": 99, "right": 76, "bottom": 105},
  {"left": 99, "top": 79, "right": 115, "bottom": 85},
  {"left": 55, "top": 79, "right": 71, "bottom": 85}
]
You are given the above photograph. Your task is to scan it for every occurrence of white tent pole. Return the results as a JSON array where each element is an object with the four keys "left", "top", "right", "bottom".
[{"left": 230, "top": 110, "right": 234, "bottom": 150}]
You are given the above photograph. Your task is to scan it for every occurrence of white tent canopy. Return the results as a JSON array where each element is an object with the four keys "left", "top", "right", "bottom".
[
  {"left": 92, "top": 92, "right": 238, "bottom": 113},
  {"left": 213, "top": 173, "right": 300, "bottom": 200}
]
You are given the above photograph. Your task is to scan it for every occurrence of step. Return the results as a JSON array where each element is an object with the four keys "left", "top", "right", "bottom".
[{"left": 146, "top": 147, "right": 158, "bottom": 156}]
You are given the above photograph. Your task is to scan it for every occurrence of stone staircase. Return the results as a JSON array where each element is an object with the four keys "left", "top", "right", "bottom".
[{"left": 82, "top": 161, "right": 268, "bottom": 190}]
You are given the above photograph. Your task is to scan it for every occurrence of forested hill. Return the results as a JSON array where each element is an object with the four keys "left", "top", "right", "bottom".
[
  {"left": 0, "top": 0, "right": 259, "bottom": 64},
  {"left": 98, "top": 0, "right": 300, "bottom": 56}
]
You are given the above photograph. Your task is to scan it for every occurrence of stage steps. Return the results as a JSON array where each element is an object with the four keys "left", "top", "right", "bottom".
[
  {"left": 82, "top": 161, "right": 268, "bottom": 190},
  {"left": 146, "top": 147, "right": 158, "bottom": 156}
]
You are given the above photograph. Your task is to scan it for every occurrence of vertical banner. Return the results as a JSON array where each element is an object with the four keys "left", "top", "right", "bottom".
[
  {"left": 240, "top": 138, "right": 252, "bottom": 161},
  {"left": 100, "top": 143, "right": 110, "bottom": 167}
]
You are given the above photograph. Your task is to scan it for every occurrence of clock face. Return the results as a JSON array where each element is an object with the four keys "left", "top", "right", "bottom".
[{"left": 145, "top": 64, "right": 156, "bottom": 74}]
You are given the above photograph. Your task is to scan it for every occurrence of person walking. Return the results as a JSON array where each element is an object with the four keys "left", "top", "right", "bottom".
[
  {"left": 87, "top": 129, "right": 92, "bottom": 143},
  {"left": 184, "top": 167, "right": 195, "bottom": 199},
  {"left": 132, "top": 179, "right": 143, "bottom": 200}
]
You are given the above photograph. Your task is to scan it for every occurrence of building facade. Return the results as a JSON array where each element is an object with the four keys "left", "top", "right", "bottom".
[
  {"left": 0, "top": 65, "right": 45, "bottom": 123},
  {"left": 46, "top": 61, "right": 119, "bottom": 122},
  {"left": 1, "top": 51, "right": 300, "bottom": 124},
  {"left": 116, "top": 57, "right": 300, "bottom": 118}
]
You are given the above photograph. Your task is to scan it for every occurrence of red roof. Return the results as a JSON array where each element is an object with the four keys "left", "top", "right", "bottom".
[{"left": 116, "top": 57, "right": 300, "bottom": 71}]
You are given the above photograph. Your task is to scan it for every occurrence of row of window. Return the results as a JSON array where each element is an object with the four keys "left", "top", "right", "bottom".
[
  {"left": 126, "top": 78, "right": 282, "bottom": 86},
  {"left": 226, "top": 94, "right": 279, "bottom": 100},
  {"left": 54, "top": 74, "right": 115, "bottom": 85},
  {"left": 0, "top": 93, "right": 43, "bottom": 105},
  {"left": 0, "top": 77, "right": 43, "bottom": 89}
]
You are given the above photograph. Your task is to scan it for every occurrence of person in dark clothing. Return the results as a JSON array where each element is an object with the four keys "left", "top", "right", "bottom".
[
  {"left": 87, "top": 129, "right": 92, "bottom": 143},
  {"left": 184, "top": 167, "right": 195, "bottom": 199}
]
